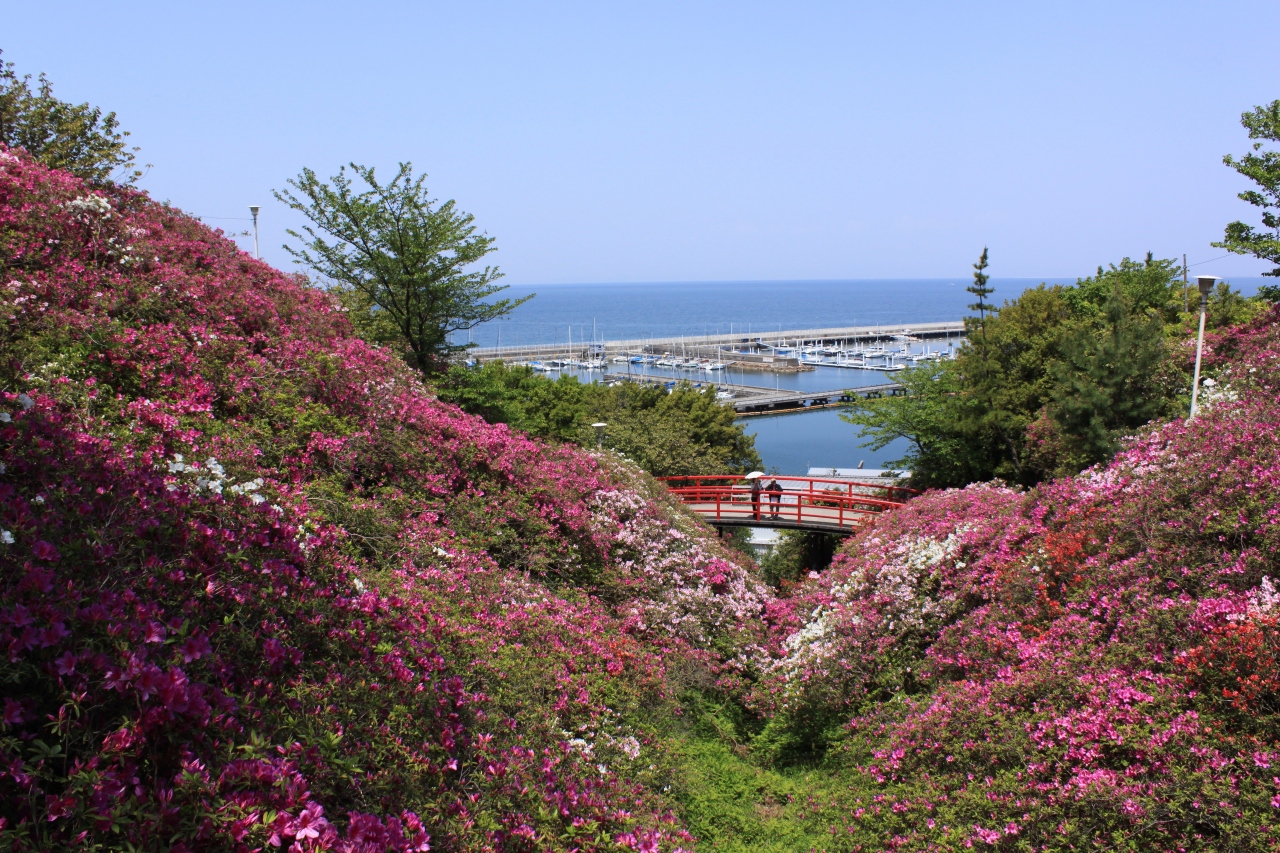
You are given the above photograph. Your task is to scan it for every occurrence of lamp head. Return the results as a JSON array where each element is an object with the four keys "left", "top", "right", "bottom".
[
  {"left": 248, "top": 205, "right": 260, "bottom": 218},
  {"left": 1196, "top": 275, "right": 1220, "bottom": 297}
]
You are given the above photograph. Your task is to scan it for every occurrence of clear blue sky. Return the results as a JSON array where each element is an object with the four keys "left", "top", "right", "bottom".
[{"left": 7, "top": 1, "right": 1279, "bottom": 283}]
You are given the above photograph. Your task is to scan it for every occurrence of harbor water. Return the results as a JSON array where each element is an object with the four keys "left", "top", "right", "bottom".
[{"left": 467, "top": 277, "right": 1268, "bottom": 473}]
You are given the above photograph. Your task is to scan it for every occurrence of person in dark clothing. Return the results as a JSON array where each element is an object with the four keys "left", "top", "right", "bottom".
[
  {"left": 767, "top": 479, "right": 784, "bottom": 518},
  {"left": 750, "top": 477, "right": 763, "bottom": 521}
]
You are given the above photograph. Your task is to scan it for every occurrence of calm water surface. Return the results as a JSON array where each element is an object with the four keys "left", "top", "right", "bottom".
[
  {"left": 465, "top": 278, "right": 1075, "bottom": 349},
  {"left": 472, "top": 276, "right": 1268, "bottom": 473},
  {"left": 468, "top": 276, "right": 1269, "bottom": 350},
  {"left": 739, "top": 410, "right": 910, "bottom": 475}
]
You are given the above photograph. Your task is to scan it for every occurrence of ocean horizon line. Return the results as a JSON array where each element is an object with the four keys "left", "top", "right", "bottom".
[
  {"left": 501, "top": 274, "right": 1269, "bottom": 289},
  {"left": 502, "top": 276, "right": 1079, "bottom": 288}
]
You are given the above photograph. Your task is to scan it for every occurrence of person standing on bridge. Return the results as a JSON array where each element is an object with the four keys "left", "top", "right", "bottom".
[
  {"left": 749, "top": 474, "right": 764, "bottom": 521},
  {"left": 767, "top": 478, "right": 784, "bottom": 519}
]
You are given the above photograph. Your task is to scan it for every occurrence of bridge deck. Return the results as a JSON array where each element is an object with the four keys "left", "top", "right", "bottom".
[{"left": 660, "top": 475, "right": 914, "bottom": 534}]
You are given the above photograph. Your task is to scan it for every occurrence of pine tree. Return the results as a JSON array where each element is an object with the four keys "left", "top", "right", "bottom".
[
  {"left": 1050, "top": 287, "right": 1164, "bottom": 468},
  {"left": 966, "top": 247, "right": 994, "bottom": 343}
]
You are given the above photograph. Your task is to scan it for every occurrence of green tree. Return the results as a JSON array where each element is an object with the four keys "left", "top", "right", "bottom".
[
  {"left": 1048, "top": 287, "right": 1166, "bottom": 469},
  {"left": 436, "top": 362, "right": 761, "bottom": 477},
  {"left": 966, "top": 247, "right": 994, "bottom": 347},
  {"left": 0, "top": 50, "right": 142, "bottom": 184},
  {"left": 840, "top": 362, "right": 978, "bottom": 488},
  {"left": 955, "top": 284, "right": 1080, "bottom": 481},
  {"left": 591, "top": 381, "right": 761, "bottom": 476},
  {"left": 844, "top": 257, "right": 1186, "bottom": 488},
  {"left": 846, "top": 286, "right": 1075, "bottom": 488},
  {"left": 1214, "top": 100, "right": 1280, "bottom": 277},
  {"left": 1205, "top": 280, "right": 1263, "bottom": 329},
  {"left": 276, "top": 162, "right": 531, "bottom": 374},
  {"left": 956, "top": 248, "right": 1016, "bottom": 475},
  {"left": 759, "top": 530, "right": 843, "bottom": 589},
  {"left": 435, "top": 361, "right": 588, "bottom": 441},
  {"left": 1063, "top": 252, "right": 1182, "bottom": 318}
]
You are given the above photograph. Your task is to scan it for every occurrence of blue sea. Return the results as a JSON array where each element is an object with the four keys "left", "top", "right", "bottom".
[
  {"left": 461, "top": 279, "right": 1070, "bottom": 349},
  {"left": 465, "top": 277, "right": 1269, "bottom": 474}
]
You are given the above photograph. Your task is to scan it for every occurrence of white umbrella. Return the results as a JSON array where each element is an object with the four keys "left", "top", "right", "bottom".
[{"left": 744, "top": 471, "right": 765, "bottom": 480}]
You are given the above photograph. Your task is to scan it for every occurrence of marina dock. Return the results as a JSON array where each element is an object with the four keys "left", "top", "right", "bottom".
[
  {"left": 605, "top": 373, "right": 903, "bottom": 414},
  {"left": 465, "top": 320, "right": 965, "bottom": 367}
]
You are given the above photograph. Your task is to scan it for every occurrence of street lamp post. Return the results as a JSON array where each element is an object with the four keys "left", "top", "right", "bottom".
[
  {"left": 1189, "top": 275, "right": 1220, "bottom": 419},
  {"left": 591, "top": 422, "right": 607, "bottom": 451},
  {"left": 248, "top": 205, "right": 261, "bottom": 259}
]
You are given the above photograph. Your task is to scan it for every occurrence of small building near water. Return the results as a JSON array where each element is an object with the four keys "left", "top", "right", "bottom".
[{"left": 807, "top": 466, "right": 909, "bottom": 480}]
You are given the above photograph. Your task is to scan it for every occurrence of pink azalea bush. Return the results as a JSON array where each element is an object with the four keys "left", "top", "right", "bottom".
[
  {"left": 758, "top": 307, "right": 1280, "bottom": 849},
  {"left": 0, "top": 148, "right": 766, "bottom": 851},
  {"left": 587, "top": 479, "right": 770, "bottom": 668}
]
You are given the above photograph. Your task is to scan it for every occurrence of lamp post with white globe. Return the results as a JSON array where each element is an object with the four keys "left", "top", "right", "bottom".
[
  {"left": 248, "top": 205, "right": 261, "bottom": 259},
  {"left": 1189, "top": 275, "right": 1220, "bottom": 419}
]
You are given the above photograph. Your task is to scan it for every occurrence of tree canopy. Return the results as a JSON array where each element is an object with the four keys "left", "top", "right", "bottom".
[
  {"left": 0, "top": 50, "right": 142, "bottom": 184},
  {"left": 1045, "top": 287, "right": 1167, "bottom": 471},
  {"left": 276, "top": 162, "right": 530, "bottom": 374},
  {"left": 436, "top": 362, "right": 761, "bottom": 477},
  {"left": 840, "top": 250, "right": 1259, "bottom": 488},
  {"left": 1215, "top": 100, "right": 1280, "bottom": 283}
]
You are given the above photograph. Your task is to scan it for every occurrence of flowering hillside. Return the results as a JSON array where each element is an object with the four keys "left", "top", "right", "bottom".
[
  {"left": 755, "top": 307, "right": 1280, "bottom": 849},
  {"left": 0, "top": 149, "right": 770, "bottom": 851},
  {"left": 7, "top": 146, "right": 1280, "bottom": 853}
]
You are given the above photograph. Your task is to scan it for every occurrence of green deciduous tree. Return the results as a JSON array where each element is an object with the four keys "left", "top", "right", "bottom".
[
  {"left": 759, "top": 530, "right": 843, "bottom": 589},
  {"left": 843, "top": 255, "right": 1192, "bottom": 488},
  {"left": 845, "top": 283, "right": 1083, "bottom": 486},
  {"left": 592, "top": 380, "right": 761, "bottom": 476},
  {"left": 277, "top": 162, "right": 530, "bottom": 374},
  {"left": 1063, "top": 252, "right": 1183, "bottom": 318},
  {"left": 1215, "top": 100, "right": 1280, "bottom": 277},
  {"left": 0, "top": 50, "right": 142, "bottom": 184},
  {"left": 435, "top": 361, "right": 589, "bottom": 442},
  {"left": 1206, "top": 280, "right": 1263, "bottom": 328},
  {"left": 840, "top": 361, "right": 978, "bottom": 488},
  {"left": 436, "top": 362, "right": 761, "bottom": 477},
  {"left": 957, "top": 283, "right": 1081, "bottom": 481}
]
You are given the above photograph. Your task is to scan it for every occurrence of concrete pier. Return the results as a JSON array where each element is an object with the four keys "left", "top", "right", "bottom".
[
  {"left": 464, "top": 320, "right": 965, "bottom": 365},
  {"left": 602, "top": 373, "right": 903, "bottom": 414}
]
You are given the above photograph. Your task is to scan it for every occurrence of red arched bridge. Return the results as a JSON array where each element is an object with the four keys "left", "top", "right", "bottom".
[{"left": 658, "top": 475, "right": 916, "bottom": 534}]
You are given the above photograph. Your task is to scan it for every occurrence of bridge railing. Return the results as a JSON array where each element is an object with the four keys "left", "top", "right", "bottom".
[
  {"left": 659, "top": 474, "right": 917, "bottom": 502},
  {"left": 657, "top": 475, "right": 916, "bottom": 531}
]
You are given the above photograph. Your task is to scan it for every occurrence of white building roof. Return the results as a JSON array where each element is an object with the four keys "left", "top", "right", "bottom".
[{"left": 807, "top": 467, "right": 908, "bottom": 479}]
